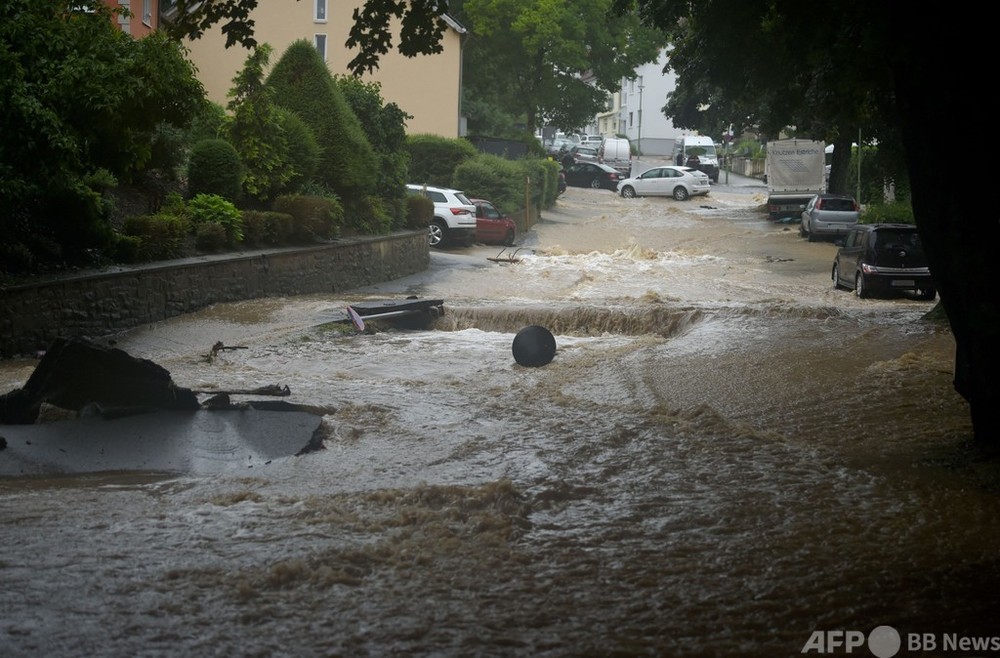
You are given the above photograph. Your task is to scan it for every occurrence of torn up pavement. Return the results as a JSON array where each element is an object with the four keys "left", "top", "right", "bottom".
[{"left": 0, "top": 337, "right": 326, "bottom": 477}]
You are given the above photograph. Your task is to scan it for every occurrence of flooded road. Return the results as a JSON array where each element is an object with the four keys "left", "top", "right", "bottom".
[{"left": 2, "top": 181, "right": 996, "bottom": 657}]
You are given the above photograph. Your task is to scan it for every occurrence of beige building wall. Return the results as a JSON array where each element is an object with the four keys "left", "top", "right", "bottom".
[{"left": 182, "top": 0, "right": 465, "bottom": 137}]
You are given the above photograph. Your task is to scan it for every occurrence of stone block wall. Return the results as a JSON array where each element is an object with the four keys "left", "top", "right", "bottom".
[{"left": 0, "top": 231, "right": 429, "bottom": 357}]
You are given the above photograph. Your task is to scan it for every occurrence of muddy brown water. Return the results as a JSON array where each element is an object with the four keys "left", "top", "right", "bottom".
[{"left": 1, "top": 184, "right": 996, "bottom": 657}]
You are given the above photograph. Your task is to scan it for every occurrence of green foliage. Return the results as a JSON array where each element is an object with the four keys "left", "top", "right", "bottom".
[
  {"left": 405, "top": 195, "right": 434, "bottom": 230},
  {"left": 345, "top": 196, "right": 394, "bottom": 235},
  {"left": 187, "top": 101, "right": 229, "bottom": 143},
  {"left": 275, "top": 107, "right": 320, "bottom": 195},
  {"left": 187, "top": 139, "right": 245, "bottom": 201},
  {"left": 455, "top": 0, "right": 663, "bottom": 133},
  {"left": 272, "top": 194, "right": 344, "bottom": 242},
  {"left": 1, "top": 0, "right": 205, "bottom": 272},
  {"left": 241, "top": 210, "right": 295, "bottom": 246},
  {"left": 121, "top": 213, "right": 191, "bottom": 262},
  {"left": 188, "top": 193, "right": 244, "bottom": 243},
  {"left": 226, "top": 44, "right": 293, "bottom": 204},
  {"left": 406, "top": 134, "right": 479, "bottom": 187},
  {"left": 860, "top": 202, "right": 915, "bottom": 225},
  {"left": 195, "top": 222, "right": 230, "bottom": 252},
  {"left": 265, "top": 40, "right": 377, "bottom": 199},
  {"left": 335, "top": 75, "right": 412, "bottom": 199},
  {"left": 452, "top": 154, "right": 524, "bottom": 212}
]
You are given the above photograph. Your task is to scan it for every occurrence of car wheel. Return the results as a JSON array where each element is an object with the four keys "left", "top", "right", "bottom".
[
  {"left": 428, "top": 220, "right": 447, "bottom": 248},
  {"left": 832, "top": 263, "right": 844, "bottom": 290},
  {"left": 621, "top": 185, "right": 637, "bottom": 199},
  {"left": 672, "top": 185, "right": 690, "bottom": 201},
  {"left": 918, "top": 286, "right": 936, "bottom": 300},
  {"left": 800, "top": 223, "right": 808, "bottom": 238},
  {"left": 589, "top": 178, "right": 601, "bottom": 189},
  {"left": 855, "top": 272, "right": 869, "bottom": 298},
  {"left": 504, "top": 229, "right": 516, "bottom": 247},
  {"left": 807, "top": 228, "right": 816, "bottom": 243}
]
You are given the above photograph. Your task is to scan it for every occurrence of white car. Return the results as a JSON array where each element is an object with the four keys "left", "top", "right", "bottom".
[
  {"left": 406, "top": 183, "right": 477, "bottom": 248},
  {"left": 617, "top": 165, "right": 711, "bottom": 201}
]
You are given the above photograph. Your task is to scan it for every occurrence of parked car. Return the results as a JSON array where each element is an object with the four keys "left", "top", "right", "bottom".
[
  {"left": 562, "top": 162, "right": 624, "bottom": 191},
  {"left": 471, "top": 198, "right": 517, "bottom": 246},
  {"left": 617, "top": 165, "right": 710, "bottom": 201},
  {"left": 569, "top": 144, "right": 600, "bottom": 164},
  {"left": 800, "top": 193, "right": 860, "bottom": 242},
  {"left": 832, "top": 223, "right": 935, "bottom": 299},
  {"left": 598, "top": 137, "right": 632, "bottom": 176},
  {"left": 405, "top": 183, "right": 477, "bottom": 248}
]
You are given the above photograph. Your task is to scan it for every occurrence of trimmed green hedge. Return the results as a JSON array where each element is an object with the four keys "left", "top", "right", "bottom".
[{"left": 406, "top": 134, "right": 478, "bottom": 188}]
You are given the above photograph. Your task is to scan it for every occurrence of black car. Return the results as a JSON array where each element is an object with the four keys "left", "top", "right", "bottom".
[
  {"left": 832, "top": 224, "right": 935, "bottom": 299},
  {"left": 562, "top": 162, "right": 622, "bottom": 191}
]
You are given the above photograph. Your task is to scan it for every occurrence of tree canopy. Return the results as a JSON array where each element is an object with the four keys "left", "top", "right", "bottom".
[{"left": 452, "top": 0, "right": 663, "bottom": 134}]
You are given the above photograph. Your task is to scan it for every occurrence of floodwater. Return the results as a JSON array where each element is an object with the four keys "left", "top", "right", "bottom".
[{"left": 2, "top": 179, "right": 997, "bottom": 657}]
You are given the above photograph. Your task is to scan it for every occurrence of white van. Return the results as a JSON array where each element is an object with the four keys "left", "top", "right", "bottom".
[
  {"left": 674, "top": 135, "right": 720, "bottom": 182},
  {"left": 598, "top": 137, "right": 632, "bottom": 175}
]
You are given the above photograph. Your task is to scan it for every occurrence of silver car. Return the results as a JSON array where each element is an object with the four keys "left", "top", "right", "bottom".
[{"left": 800, "top": 194, "right": 859, "bottom": 242}]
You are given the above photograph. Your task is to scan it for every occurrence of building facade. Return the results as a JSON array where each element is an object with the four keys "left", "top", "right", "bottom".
[
  {"left": 619, "top": 49, "right": 683, "bottom": 156},
  {"left": 103, "top": 0, "right": 158, "bottom": 37},
  {"left": 180, "top": 0, "right": 466, "bottom": 137}
]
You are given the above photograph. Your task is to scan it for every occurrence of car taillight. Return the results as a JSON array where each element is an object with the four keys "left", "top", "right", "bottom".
[{"left": 451, "top": 208, "right": 470, "bottom": 215}]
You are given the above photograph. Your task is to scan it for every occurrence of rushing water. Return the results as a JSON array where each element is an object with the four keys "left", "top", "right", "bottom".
[{"left": 1, "top": 182, "right": 996, "bottom": 658}]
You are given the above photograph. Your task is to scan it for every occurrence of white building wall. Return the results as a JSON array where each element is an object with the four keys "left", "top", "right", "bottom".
[{"left": 619, "top": 49, "right": 683, "bottom": 156}]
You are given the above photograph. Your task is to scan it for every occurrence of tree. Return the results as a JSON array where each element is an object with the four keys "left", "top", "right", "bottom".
[
  {"left": 1, "top": 0, "right": 204, "bottom": 272},
  {"left": 334, "top": 76, "right": 412, "bottom": 199},
  {"left": 226, "top": 44, "right": 293, "bottom": 203},
  {"left": 264, "top": 40, "right": 377, "bottom": 200},
  {"left": 451, "top": 0, "right": 663, "bottom": 135}
]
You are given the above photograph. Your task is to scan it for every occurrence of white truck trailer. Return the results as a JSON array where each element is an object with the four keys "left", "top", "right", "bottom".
[{"left": 764, "top": 139, "right": 826, "bottom": 221}]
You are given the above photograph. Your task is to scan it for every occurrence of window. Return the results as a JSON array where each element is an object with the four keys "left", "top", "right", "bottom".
[
  {"left": 314, "top": 0, "right": 327, "bottom": 22},
  {"left": 143, "top": 0, "right": 152, "bottom": 25},
  {"left": 314, "top": 34, "right": 327, "bottom": 61}
]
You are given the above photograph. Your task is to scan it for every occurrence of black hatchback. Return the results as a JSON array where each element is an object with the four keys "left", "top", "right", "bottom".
[{"left": 832, "top": 224, "right": 936, "bottom": 299}]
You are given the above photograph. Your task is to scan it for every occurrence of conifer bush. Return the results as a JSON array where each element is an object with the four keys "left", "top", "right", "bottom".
[{"left": 187, "top": 139, "right": 244, "bottom": 202}]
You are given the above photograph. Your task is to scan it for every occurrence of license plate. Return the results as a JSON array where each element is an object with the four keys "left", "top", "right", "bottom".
[{"left": 891, "top": 280, "right": 914, "bottom": 287}]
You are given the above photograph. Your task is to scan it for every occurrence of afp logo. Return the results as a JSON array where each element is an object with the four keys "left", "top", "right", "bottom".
[{"left": 802, "top": 626, "right": 901, "bottom": 657}]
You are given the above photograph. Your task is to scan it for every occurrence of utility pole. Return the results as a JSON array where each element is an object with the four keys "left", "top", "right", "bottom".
[{"left": 637, "top": 78, "right": 644, "bottom": 156}]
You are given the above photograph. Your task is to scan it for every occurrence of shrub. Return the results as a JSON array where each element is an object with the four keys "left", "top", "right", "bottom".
[
  {"left": 272, "top": 194, "right": 344, "bottom": 242},
  {"left": 275, "top": 108, "right": 320, "bottom": 195},
  {"left": 406, "top": 134, "right": 478, "bottom": 187},
  {"left": 187, "top": 139, "right": 244, "bottom": 202},
  {"left": 188, "top": 193, "right": 244, "bottom": 244},
  {"left": 122, "top": 213, "right": 190, "bottom": 261},
  {"left": 405, "top": 195, "right": 434, "bottom": 230},
  {"left": 242, "top": 210, "right": 294, "bottom": 246},
  {"left": 195, "top": 221, "right": 229, "bottom": 252},
  {"left": 345, "top": 195, "right": 393, "bottom": 235},
  {"left": 452, "top": 153, "right": 523, "bottom": 211},
  {"left": 860, "top": 202, "right": 915, "bottom": 225},
  {"left": 109, "top": 233, "right": 142, "bottom": 264}
]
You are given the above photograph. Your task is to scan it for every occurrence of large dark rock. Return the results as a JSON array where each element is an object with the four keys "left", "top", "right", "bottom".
[{"left": 0, "top": 337, "right": 200, "bottom": 424}]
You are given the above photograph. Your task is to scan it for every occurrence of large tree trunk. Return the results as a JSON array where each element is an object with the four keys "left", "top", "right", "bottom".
[
  {"left": 891, "top": 29, "right": 1000, "bottom": 445},
  {"left": 826, "top": 133, "right": 854, "bottom": 197}
]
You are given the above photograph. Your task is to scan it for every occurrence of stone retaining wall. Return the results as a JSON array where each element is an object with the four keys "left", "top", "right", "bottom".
[{"left": 0, "top": 231, "right": 429, "bottom": 357}]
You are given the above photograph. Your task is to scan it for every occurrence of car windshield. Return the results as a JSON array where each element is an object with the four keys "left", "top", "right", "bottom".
[{"left": 874, "top": 229, "right": 923, "bottom": 252}]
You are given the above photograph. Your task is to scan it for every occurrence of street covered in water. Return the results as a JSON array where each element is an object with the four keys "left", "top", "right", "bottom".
[{"left": 1, "top": 178, "right": 997, "bottom": 657}]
